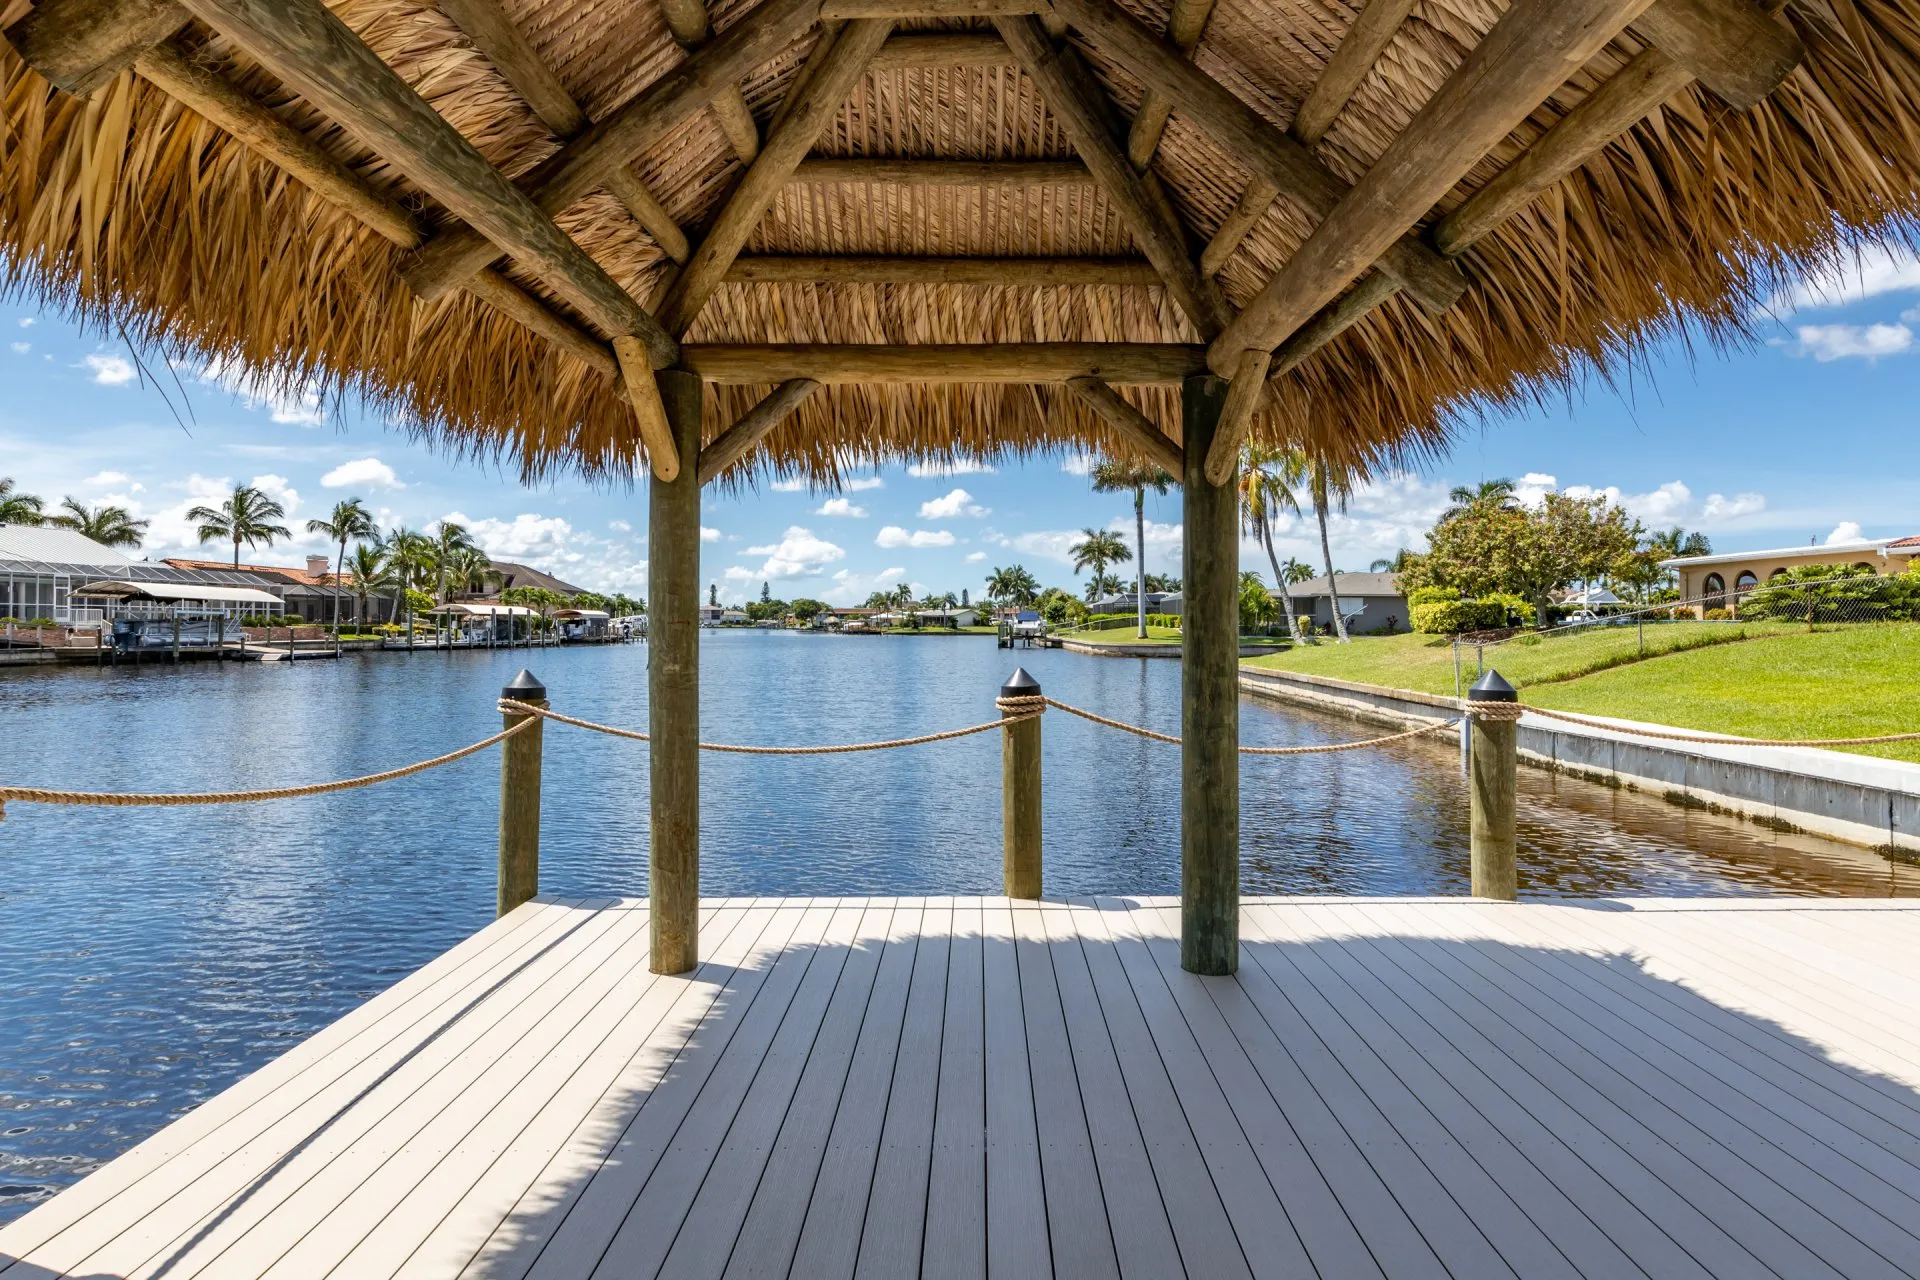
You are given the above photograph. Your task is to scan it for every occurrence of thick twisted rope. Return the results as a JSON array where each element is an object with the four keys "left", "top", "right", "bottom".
[
  {"left": 499, "top": 698, "right": 1039, "bottom": 754},
  {"left": 0, "top": 717, "right": 536, "bottom": 821},
  {"left": 1040, "top": 696, "right": 1458, "bottom": 754},
  {"left": 1513, "top": 702, "right": 1920, "bottom": 747}
]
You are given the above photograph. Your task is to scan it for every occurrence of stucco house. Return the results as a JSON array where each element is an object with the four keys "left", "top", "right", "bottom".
[
  {"left": 1281, "top": 572, "right": 1409, "bottom": 635},
  {"left": 1662, "top": 535, "right": 1916, "bottom": 614}
]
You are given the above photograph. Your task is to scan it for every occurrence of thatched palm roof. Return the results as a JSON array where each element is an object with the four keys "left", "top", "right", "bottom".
[{"left": 4, "top": 0, "right": 1919, "bottom": 489}]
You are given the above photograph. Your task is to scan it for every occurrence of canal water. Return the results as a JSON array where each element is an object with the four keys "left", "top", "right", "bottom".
[{"left": 0, "top": 632, "right": 1912, "bottom": 1220}]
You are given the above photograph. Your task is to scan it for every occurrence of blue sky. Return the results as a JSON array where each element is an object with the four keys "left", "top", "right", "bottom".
[{"left": 3, "top": 249, "right": 1916, "bottom": 606}]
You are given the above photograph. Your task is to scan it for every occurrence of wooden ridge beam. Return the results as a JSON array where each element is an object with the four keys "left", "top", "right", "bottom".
[
  {"left": 726, "top": 255, "right": 1161, "bottom": 284},
  {"left": 437, "top": 0, "right": 690, "bottom": 262},
  {"left": 869, "top": 31, "right": 1009, "bottom": 69},
  {"left": 1208, "top": 0, "right": 1651, "bottom": 375},
  {"left": 656, "top": 19, "right": 896, "bottom": 337},
  {"left": 656, "top": 0, "right": 760, "bottom": 162},
  {"left": 790, "top": 157, "right": 1092, "bottom": 186},
  {"left": 697, "top": 378, "right": 822, "bottom": 484},
  {"left": 1065, "top": 377, "right": 1183, "bottom": 476},
  {"left": 1124, "top": 0, "right": 1217, "bottom": 170},
  {"left": 1629, "top": 0, "right": 1802, "bottom": 110},
  {"left": 821, "top": 0, "right": 1039, "bottom": 15},
  {"left": 2, "top": 0, "right": 188, "bottom": 98},
  {"left": 401, "top": 0, "right": 822, "bottom": 303},
  {"left": 1050, "top": 0, "right": 1466, "bottom": 316},
  {"left": 178, "top": 0, "right": 678, "bottom": 368},
  {"left": 997, "top": 14, "right": 1231, "bottom": 340},
  {"left": 678, "top": 343, "right": 1209, "bottom": 384},
  {"left": 129, "top": 38, "right": 618, "bottom": 379}
]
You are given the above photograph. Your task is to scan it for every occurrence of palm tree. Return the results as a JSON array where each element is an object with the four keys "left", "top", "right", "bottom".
[
  {"left": 0, "top": 477, "right": 45, "bottom": 525},
  {"left": 49, "top": 497, "right": 147, "bottom": 547},
  {"left": 1648, "top": 526, "right": 1712, "bottom": 559},
  {"left": 1442, "top": 478, "right": 1518, "bottom": 521},
  {"left": 1069, "top": 527, "right": 1131, "bottom": 603},
  {"left": 985, "top": 564, "right": 1040, "bottom": 609},
  {"left": 382, "top": 527, "right": 433, "bottom": 641},
  {"left": 306, "top": 498, "right": 377, "bottom": 633},
  {"left": 347, "top": 543, "right": 393, "bottom": 628},
  {"left": 1237, "top": 443, "right": 1306, "bottom": 641},
  {"left": 186, "top": 484, "right": 290, "bottom": 568},
  {"left": 1369, "top": 547, "right": 1418, "bottom": 574},
  {"left": 1091, "top": 457, "right": 1175, "bottom": 638},
  {"left": 1307, "top": 456, "right": 1357, "bottom": 642},
  {"left": 429, "top": 521, "right": 477, "bottom": 604},
  {"left": 448, "top": 545, "right": 500, "bottom": 599}
]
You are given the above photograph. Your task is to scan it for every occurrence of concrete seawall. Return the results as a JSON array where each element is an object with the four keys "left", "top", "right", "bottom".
[{"left": 1238, "top": 664, "right": 1920, "bottom": 857}]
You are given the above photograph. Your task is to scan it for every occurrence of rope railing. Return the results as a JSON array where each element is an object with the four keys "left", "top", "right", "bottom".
[
  {"left": 0, "top": 716, "right": 537, "bottom": 821},
  {"left": 498, "top": 697, "right": 1038, "bottom": 754}
]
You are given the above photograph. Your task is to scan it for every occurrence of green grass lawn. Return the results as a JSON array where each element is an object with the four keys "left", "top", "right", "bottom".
[
  {"left": 1064, "top": 626, "right": 1186, "bottom": 644},
  {"left": 1245, "top": 623, "right": 1920, "bottom": 762}
]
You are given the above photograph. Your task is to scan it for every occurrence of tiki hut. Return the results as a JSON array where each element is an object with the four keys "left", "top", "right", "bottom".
[{"left": 5, "top": 0, "right": 1918, "bottom": 971}]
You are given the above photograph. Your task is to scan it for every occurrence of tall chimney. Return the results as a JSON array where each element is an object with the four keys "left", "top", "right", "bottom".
[{"left": 307, "top": 554, "right": 331, "bottom": 578}]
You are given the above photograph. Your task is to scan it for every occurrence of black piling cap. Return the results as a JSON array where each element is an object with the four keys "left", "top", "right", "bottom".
[
  {"left": 1001, "top": 667, "right": 1042, "bottom": 699},
  {"left": 1467, "top": 669, "right": 1518, "bottom": 702},
  {"left": 503, "top": 669, "right": 547, "bottom": 701}
]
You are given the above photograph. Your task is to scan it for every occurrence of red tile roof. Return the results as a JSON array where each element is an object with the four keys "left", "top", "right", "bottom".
[{"left": 161, "top": 557, "right": 344, "bottom": 587}]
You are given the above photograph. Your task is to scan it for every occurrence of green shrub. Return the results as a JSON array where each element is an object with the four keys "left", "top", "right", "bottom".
[
  {"left": 1739, "top": 565, "right": 1920, "bottom": 622},
  {"left": 1407, "top": 585, "right": 1458, "bottom": 607},
  {"left": 1703, "top": 607, "right": 1732, "bottom": 620},
  {"left": 1410, "top": 598, "right": 1507, "bottom": 634},
  {"left": 1480, "top": 592, "right": 1537, "bottom": 627}
]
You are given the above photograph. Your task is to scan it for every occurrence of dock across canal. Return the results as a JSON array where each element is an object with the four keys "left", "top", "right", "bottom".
[{"left": 4, "top": 895, "right": 1919, "bottom": 1278}]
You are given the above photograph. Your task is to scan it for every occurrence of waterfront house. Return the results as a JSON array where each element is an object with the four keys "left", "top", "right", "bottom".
[
  {"left": 463, "top": 559, "right": 586, "bottom": 598},
  {"left": 1662, "top": 534, "right": 1918, "bottom": 614},
  {"left": 1, "top": 525, "right": 297, "bottom": 624},
  {"left": 914, "top": 607, "right": 981, "bottom": 628},
  {"left": 1284, "top": 572, "right": 1409, "bottom": 634},
  {"left": 1086, "top": 590, "right": 1178, "bottom": 616},
  {"left": 162, "top": 555, "right": 363, "bottom": 623}
]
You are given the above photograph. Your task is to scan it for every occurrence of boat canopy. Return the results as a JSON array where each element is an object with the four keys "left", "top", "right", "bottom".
[{"left": 73, "top": 580, "right": 282, "bottom": 605}]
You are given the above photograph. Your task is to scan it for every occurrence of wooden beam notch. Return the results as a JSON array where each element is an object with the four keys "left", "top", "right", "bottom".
[
  {"left": 656, "top": 0, "right": 762, "bottom": 162},
  {"left": 2, "top": 0, "right": 188, "bottom": 97}
]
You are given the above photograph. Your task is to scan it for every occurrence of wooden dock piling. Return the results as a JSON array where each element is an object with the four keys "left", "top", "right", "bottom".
[
  {"left": 1000, "top": 668, "right": 1043, "bottom": 898},
  {"left": 498, "top": 669, "right": 546, "bottom": 916},
  {"left": 1468, "top": 669, "right": 1520, "bottom": 900}
]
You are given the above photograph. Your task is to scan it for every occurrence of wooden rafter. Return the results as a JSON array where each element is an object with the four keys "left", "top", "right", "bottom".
[
  {"left": 868, "top": 31, "right": 1008, "bottom": 69},
  {"left": 655, "top": 19, "right": 896, "bottom": 338},
  {"left": 1064, "top": 377, "right": 1183, "bottom": 475},
  {"left": 437, "top": 0, "right": 690, "bottom": 262},
  {"left": 401, "top": 0, "right": 822, "bottom": 303},
  {"left": 997, "top": 14, "right": 1231, "bottom": 340},
  {"left": 656, "top": 0, "right": 761, "bottom": 162},
  {"left": 1, "top": 0, "right": 187, "bottom": 96},
  {"left": 1123, "top": 0, "right": 1217, "bottom": 170},
  {"left": 678, "top": 343, "right": 1208, "bottom": 384},
  {"left": 726, "top": 256, "right": 1161, "bottom": 284},
  {"left": 790, "top": 157, "right": 1092, "bottom": 185},
  {"left": 697, "top": 379, "right": 822, "bottom": 484},
  {"left": 1629, "top": 0, "right": 1802, "bottom": 110},
  {"left": 1050, "top": 0, "right": 1466, "bottom": 317}
]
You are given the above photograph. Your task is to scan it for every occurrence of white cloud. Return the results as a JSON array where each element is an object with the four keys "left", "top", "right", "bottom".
[
  {"left": 700, "top": 526, "right": 721, "bottom": 542},
  {"left": 1826, "top": 521, "right": 1866, "bottom": 545},
  {"left": 249, "top": 474, "right": 300, "bottom": 517},
  {"left": 815, "top": 497, "right": 868, "bottom": 518},
  {"left": 845, "top": 476, "right": 886, "bottom": 491},
  {"left": 768, "top": 477, "right": 808, "bottom": 492},
  {"left": 1059, "top": 451, "right": 1096, "bottom": 476},
  {"left": 84, "top": 470, "right": 131, "bottom": 487},
  {"left": 965, "top": 550, "right": 988, "bottom": 563},
  {"left": 1526, "top": 474, "right": 1768, "bottom": 529},
  {"left": 918, "top": 488, "right": 990, "bottom": 519},
  {"left": 82, "top": 353, "right": 136, "bottom": 385},
  {"left": 907, "top": 459, "right": 995, "bottom": 478},
  {"left": 18, "top": 317, "right": 35, "bottom": 327},
  {"left": 1700, "top": 492, "right": 1767, "bottom": 521},
  {"left": 192, "top": 354, "right": 329, "bottom": 425},
  {"left": 10, "top": 342, "right": 28, "bottom": 354},
  {"left": 1511, "top": 472, "right": 1560, "bottom": 509},
  {"left": 1770, "top": 244, "right": 1920, "bottom": 314},
  {"left": 453, "top": 510, "right": 578, "bottom": 561},
  {"left": 742, "top": 526, "right": 846, "bottom": 579},
  {"left": 822, "top": 565, "right": 910, "bottom": 606},
  {"left": 876, "top": 526, "right": 957, "bottom": 549},
  {"left": 983, "top": 528, "right": 1080, "bottom": 564},
  {"left": 319, "top": 457, "right": 401, "bottom": 489},
  {"left": 1789, "top": 322, "right": 1914, "bottom": 362},
  {"left": 609, "top": 519, "right": 632, "bottom": 533}
]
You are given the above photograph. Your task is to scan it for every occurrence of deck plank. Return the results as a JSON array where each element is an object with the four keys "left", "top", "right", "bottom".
[{"left": 5, "top": 896, "right": 1920, "bottom": 1280}]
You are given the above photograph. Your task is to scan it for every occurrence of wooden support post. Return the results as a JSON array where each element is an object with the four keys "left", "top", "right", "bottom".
[
  {"left": 1180, "top": 372, "right": 1238, "bottom": 975},
  {"left": 1467, "top": 670, "right": 1520, "bottom": 902},
  {"left": 1, "top": 0, "right": 187, "bottom": 97},
  {"left": 1000, "top": 668, "right": 1043, "bottom": 898},
  {"left": 171, "top": 611, "right": 181, "bottom": 664},
  {"left": 650, "top": 369, "right": 704, "bottom": 974},
  {"left": 498, "top": 669, "right": 546, "bottom": 915}
]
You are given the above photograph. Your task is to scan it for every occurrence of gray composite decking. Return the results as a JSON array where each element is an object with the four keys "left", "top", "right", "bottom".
[{"left": 4, "top": 895, "right": 1920, "bottom": 1278}]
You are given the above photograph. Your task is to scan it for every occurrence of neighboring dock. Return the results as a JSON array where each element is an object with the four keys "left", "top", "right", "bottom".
[{"left": 4, "top": 894, "right": 1918, "bottom": 1279}]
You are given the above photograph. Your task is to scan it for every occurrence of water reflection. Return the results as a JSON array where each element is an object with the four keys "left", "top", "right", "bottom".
[{"left": 0, "top": 633, "right": 1911, "bottom": 1220}]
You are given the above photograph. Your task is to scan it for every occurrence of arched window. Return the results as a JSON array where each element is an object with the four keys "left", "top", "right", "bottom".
[
  {"left": 1735, "top": 570, "right": 1759, "bottom": 591},
  {"left": 1853, "top": 562, "right": 1878, "bottom": 574},
  {"left": 1769, "top": 567, "right": 1789, "bottom": 580},
  {"left": 1704, "top": 573, "right": 1726, "bottom": 612}
]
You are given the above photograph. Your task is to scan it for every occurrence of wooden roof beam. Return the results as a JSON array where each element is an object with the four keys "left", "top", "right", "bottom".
[
  {"left": 656, "top": 19, "right": 898, "bottom": 337},
  {"left": 821, "top": 0, "right": 1041, "bottom": 15},
  {"left": 997, "top": 15, "right": 1232, "bottom": 340},
  {"left": 790, "top": 157, "right": 1092, "bottom": 185},
  {"left": 1124, "top": 0, "right": 1218, "bottom": 170},
  {"left": 697, "top": 379, "right": 822, "bottom": 485},
  {"left": 727, "top": 256, "right": 1161, "bottom": 284},
  {"left": 401, "top": 0, "right": 823, "bottom": 303},
  {"left": 1065, "top": 377, "right": 1183, "bottom": 476},
  {"left": 437, "top": 0, "right": 689, "bottom": 262},
  {"left": 656, "top": 0, "right": 761, "bottom": 162},
  {"left": 1208, "top": 0, "right": 1652, "bottom": 378},
  {"left": 679, "top": 343, "right": 1210, "bottom": 384},
  {"left": 1, "top": 0, "right": 189, "bottom": 97},
  {"left": 1629, "top": 0, "right": 1802, "bottom": 110},
  {"left": 869, "top": 31, "right": 1010, "bottom": 70},
  {"left": 1051, "top": 0, "right": 1466, "bottom": 316},
  {"left": 1202, "top": 0, "right": 1414, "bottom": 276}
]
